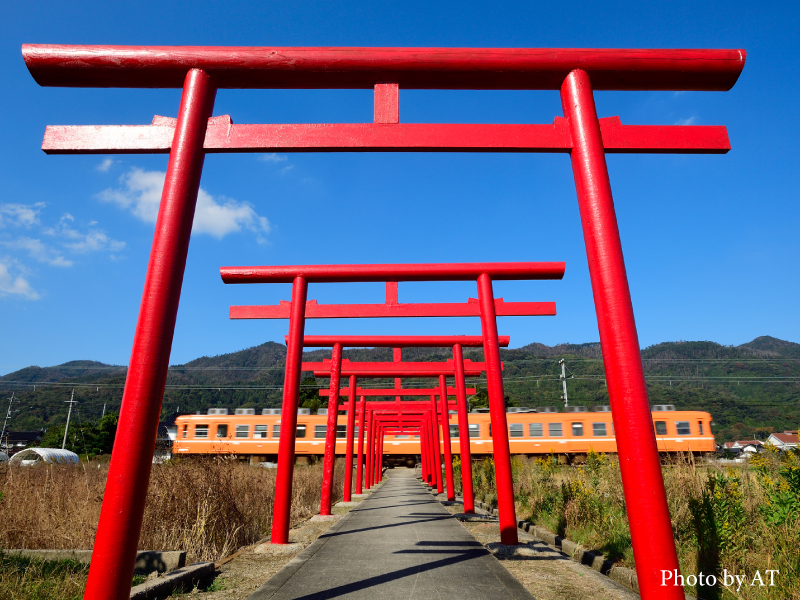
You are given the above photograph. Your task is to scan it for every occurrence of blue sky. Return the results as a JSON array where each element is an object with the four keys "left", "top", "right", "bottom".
[{"left": 1, "top": 0, "right": 798, "bottom": 374}]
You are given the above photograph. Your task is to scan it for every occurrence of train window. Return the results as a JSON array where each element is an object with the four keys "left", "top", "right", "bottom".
[
  {"left": 314, "top": 425, "right": 326, "bottom": 439},
  {"left": 469, "top": 424, "right": 480, "bottom": 438},
  {"left": 182, "top": 424, "right": 188, "bottom": 439},
  {"left": 216, "top": 424, "right": 228, "bottom": 438},
  {"left": 236, "top": 425, "right": 249, "bottom": 438},
  {"left": 698, "top": 421, "right": 704, "bottom": 435},
  {"left": 592, "top": 422, "right": 607, "bottom": 436},
  {"left": 572, "top": 423, "right": 584, "bottom": 437},
  {"left": 272, "top": 424, "right": 281, "bottom": 438},
  {"left": 194, "top": 424, "right": 209, "bottom": 438},
  {"left": 509, "top": 423, "right": 523, "bottom": 437},
  {"left": 296, "top": 425, "right": 307, "bottom": 438},
  {"left": 254, "top": 425, "right": 267, "bottom": 439},
  {"left": 676, "top": 421, "right": 691, "bottom": 435},
  {"left": 450, "top": 424, "right": 459, "bottom": 438},
  {"left": 529, "top": 423, "right": 543, "bottom": 437},
  {"left": 396, "top": 435, "right": 410, "bottom": 439},
  {"left": 489, "top": 424, "right": 492, "bottom": 437},
  {"left": 548, "top": 423, "right": 563, "bottom": 437},
  {"left": 337, "top": 425, "right": 347, "bottom": 439},
  {"left": 655, "top": 421, "right": 667, "bottom": 435}
]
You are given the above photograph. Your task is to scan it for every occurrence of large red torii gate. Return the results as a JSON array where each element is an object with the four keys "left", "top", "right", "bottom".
[{"left": 22, "top": 44, "right": 745, "bottom": 600}]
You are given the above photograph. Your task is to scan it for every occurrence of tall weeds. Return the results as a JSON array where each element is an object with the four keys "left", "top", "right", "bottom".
[
  {"left": 468, "top": 450, "right": 799, "bottom": 600},
  {"left": 0, "top": 457, "right": 343, "bottom": 564}
]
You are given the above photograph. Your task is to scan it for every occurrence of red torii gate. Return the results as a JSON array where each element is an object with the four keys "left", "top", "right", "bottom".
[
  {"left": 319, "top": 391, "right": 469, "bottom": 495},
  {"left": 22, "top": 44, "right": 745, "bottom": 600},
  {"left": 224, "top": 262, "right": 557, "bottom": 548},
  {"left": 302, "top": 353, "right": 490, "bottom": 513}
]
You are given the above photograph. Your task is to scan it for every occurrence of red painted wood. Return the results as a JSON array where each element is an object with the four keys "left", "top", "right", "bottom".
[
  {"left": 478, "top": 273, "right": 518, "bottom": 545},
  {"left": 295, "top": 335, "right": 510, "bottom": 347},
  {"left": 319, "top": 387, "right": 475, "bottom": 397},
  {"left": 343, "top": 375, "right": 357, "bottom": 502},
  {"left": 222, "top": 261, "right": 564, "bottom": 283},
  {"left": 41, "top": 117, "right": 730, "bottom": 154},
  {"left": 319, "top": 343, "right": 342, "bottom": 516},
  {"left": 233, "top": 298, "right": 555, "bottom": 319},
  {"left": 562, "top": 69, "right": 683, "bottom": 600},
  {"left": 374, "top": 83, "right": 399, "bottom": 123},
  {"left": 271, "top": 276, "right": 308, "bottom": 544},
  {"left": 82, "top": 69, "right": 217, "bottom": 600},
  {"left": 23, "top": 45, "right": 745, "bottom": 91}
]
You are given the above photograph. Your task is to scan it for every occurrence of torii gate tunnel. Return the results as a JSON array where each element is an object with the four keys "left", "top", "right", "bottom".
[
  {"left": 296, "top": 335, "right": 511, "bottom": 517},
  {"left": 226, "top": 262, "right": 558, "bottom": 549},
  {"left": 22, "top": 44, "right": 745, "bottom": 600}
]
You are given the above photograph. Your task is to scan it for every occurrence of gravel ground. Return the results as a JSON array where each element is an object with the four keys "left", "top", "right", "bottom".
[
  {"left": 434, "top": 492, "right": 639, "bottom": 600},
  {"left": 168, "top": 496, "right": 373, "bottom": 600}
]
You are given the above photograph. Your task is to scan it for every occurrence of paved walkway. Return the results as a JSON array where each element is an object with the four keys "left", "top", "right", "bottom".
[{"left": 248, "top": 469, "right": 535, "bottom": 600}]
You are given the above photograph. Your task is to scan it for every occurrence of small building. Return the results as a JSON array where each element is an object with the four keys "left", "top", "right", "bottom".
[
  {"left": 719, "top": 441, "right": 741, "bottom": 455},
  {"left": 766, "top": 431, "right": 799, "bottom": 451},
  {"left": 1, "top": 430, "right": 45, "bottom": 456},
  {"left": 732, "top": 440, "right": 763, "bottom": 454}
]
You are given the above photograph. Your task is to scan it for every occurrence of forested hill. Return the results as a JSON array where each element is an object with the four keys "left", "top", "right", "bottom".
[{"left": 1, "top": 336, "right": 798, "bottom": 443}]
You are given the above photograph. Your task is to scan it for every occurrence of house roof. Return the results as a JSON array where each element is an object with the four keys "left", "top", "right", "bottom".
[
  {"left": 735, "top": 440, "right": 763, "bottom": 446},
  {"left": 770, "top": 432, "right": 799, "bottom": 445},
  {"left": 3, "top": 431, "right": 44, "bottom": 443}
]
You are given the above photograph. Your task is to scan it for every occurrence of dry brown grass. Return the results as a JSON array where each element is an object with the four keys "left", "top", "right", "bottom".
[{"left": 0, "top": 457, "right": 344, "bottom": 564}]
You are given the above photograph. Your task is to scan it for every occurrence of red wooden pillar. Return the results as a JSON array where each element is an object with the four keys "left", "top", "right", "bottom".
[
  {"left": 343, "top": 375, "right": 357, "bottom": 501},
  {"left": 366, "top": 408, "right": 374, "bottom": 488},
  {"left": 378, "top": 430, "right": 385, "bottom": 480},
  {"left": 356, "top": 395, "right": 366, "bottom": 494},
  {"left": 271, "top": 275, "right": 309, "bottom": 543},
  {"left": 561, "top": 69, "right": 682, "bottom": 600},
  {"left": 429, "top": 394, "right": 443, "bottom": 494},
  {"left": 421, "top": 421, "right": 431, "bottom": 483},
  {"left": 375, "top": 427, "right": 382, "bottom": 483},
  {"left": 477, "top": 273, "right": 518, "bottom": 545},
  {"left": 319, "top": 342, "right": 342, "bottom": 515},
  {"left": 83, "top": 69, "right": 216, "bottom": 600},
  {"left": 439, "top": 375, "right": 455, "bottom": 501},
  {"left": 427, "top": 411, "right": 437, "bottom": 486},
  {"left": 453, "top": 344, "right": 475, "bottom": 512}
]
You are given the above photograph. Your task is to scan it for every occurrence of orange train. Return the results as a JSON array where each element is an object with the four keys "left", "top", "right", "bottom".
[{"left": 172, "top": 404, "right": 716, "bottom": 462}]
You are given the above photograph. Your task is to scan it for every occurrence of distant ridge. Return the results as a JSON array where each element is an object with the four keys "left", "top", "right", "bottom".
[{"left": 1, "top": 336, "right": 797, "bottom": 443}]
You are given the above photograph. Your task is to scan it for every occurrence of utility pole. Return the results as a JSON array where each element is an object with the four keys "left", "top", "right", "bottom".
[
  {"left": 101, "top": 403, "right": 106, "bottom": 419},
  {"left": 62, "top": 390, "right": 77, "bottom": 450},
  {"left": 1, "top": 393, "right": 17, "bottom": 452},
  {"left": 559, "top": 359, "right": 569, "bottom": 408}
]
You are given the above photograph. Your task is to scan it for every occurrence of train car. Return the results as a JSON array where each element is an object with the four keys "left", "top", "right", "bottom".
[{"left": 172, "top": 404, "right": 716, "bottom": 463}]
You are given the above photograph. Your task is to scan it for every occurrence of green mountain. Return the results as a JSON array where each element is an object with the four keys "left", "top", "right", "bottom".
[{"left": 1, "top": 337, "right": 798, "bottom": 444}]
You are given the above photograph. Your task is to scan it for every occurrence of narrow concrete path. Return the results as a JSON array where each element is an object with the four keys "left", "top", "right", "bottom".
[{"left": 248, "top": 469, "right": 535, "bottom": 600}]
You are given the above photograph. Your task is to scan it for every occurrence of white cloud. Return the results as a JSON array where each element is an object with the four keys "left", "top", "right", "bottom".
[
  {"left": 44, "top": 214, "right": 126, "bottom": 254},
  {"left": 259, "top": 153, "right": 288, "bottom": 163},
  {"left": 281, "top": 165, "right": 294, "bottom": 175},
  {"left": 1, "top": 237, "right": 73, "bottom": 267},
  {"left": 675, "top": 116, "right": 697, "bottom": 126},
  {"left": 96, "top": 158, "right": 115, "bottom": 172},
  {"left": 98, "top": 168, "right": 271, "bottom": 240},
  {"left": 0, "top": 259, "right": 39, "bottom": 300},
  {"left": 0, "top": 203, "right": 44, "bottom": 228}
]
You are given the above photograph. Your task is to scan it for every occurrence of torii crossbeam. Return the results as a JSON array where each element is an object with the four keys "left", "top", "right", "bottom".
[{"left": 23, "top": 44, "right": 745, "bottom": 600}]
